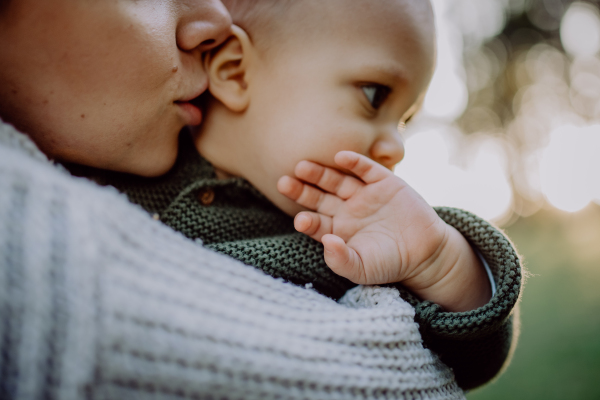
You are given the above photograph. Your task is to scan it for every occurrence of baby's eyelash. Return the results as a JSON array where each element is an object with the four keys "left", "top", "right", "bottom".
[{"left": 361, "top": 84, "right": 390, "bottom": 110}]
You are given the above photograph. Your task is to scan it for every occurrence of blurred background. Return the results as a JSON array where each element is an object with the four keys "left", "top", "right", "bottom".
[{"left": 393, "top": 0, "right": 600, "bottom": 398}]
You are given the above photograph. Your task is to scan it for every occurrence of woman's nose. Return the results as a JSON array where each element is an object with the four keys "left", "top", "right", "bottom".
[
  {"left": 177, "top": 0, "right": 233, "bottom": 53},
  {"left": 370, "top": 129, "right": 405, "bottom": 170}
]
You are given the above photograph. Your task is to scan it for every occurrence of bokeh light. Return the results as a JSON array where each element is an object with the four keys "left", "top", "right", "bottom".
[
  {"left": 402, "top": 0, "right": 600, "bottom": 223},
  {"left": 560, "top": 2, "right": 600, "bottom": 58},
  {"left": 395, "top": 127, "right": 512, "bottom": 221},
  {"left": 423, "top": 3, "right": 600, "bottom": 400}
]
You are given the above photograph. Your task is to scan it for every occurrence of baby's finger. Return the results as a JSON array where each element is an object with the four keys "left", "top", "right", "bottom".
[
  {"left": 334, "top": 151, "right": 391, "bottom": 184},
  {"left": 322, "top": 234, "right": 367, "bottom": 284},
  {"left": 277, "top": 175, "right": 304, "bottom": 200},
  {"left": 294, "top": 212, "right": 333, "bottom": 241},
  {"left": 278, "top": 176, "right": 343, "bottom": 216},
  {"left": 295, "top": 160, "right": 364, "bottom": 200}
]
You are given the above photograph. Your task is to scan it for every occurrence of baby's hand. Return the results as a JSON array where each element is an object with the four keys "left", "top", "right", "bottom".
[{"left": 277, "top": 151, "right": 491, "bottom": 311}]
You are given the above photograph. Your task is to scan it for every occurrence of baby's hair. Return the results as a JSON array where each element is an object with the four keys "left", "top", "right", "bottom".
[
  {"left": 221, "top": 0, "right": 295, "bottom": 32},
  {"left": 221, "top": 0, "right": 313, "bottom": 52},
  {"left": 221, "top": 0, "right": 431, "bottom": 55}
]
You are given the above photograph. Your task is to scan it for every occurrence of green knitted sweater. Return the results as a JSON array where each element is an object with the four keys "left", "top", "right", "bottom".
[{"left": 67, "top": 131, "right": 522, "bottom": 390}]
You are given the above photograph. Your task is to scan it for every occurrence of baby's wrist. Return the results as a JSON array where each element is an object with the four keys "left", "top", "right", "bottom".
[{"left": 402, "top": 224, "right": 492, "bottom": 312}]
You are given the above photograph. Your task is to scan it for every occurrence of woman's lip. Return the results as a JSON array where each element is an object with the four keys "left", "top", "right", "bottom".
[
  {"left": 175, "top": 101, "right": 203, "bottom": 126},
  {"left": 179, "top": 81, "right": 209, "bottom": 103}
]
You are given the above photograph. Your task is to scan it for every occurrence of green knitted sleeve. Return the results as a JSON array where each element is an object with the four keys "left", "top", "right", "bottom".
[
  {"left": 207, "top": 207, "right": 522, "bottom": 390},
  {"left": 390, "top": 207, "right": 522, "bottom": 390}
]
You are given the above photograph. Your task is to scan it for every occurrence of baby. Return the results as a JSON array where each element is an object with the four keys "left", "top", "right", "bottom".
[
  {"left": 84, "top": 0, "right": 520, "bottom": 388},
  {"left": 194, "top": 0, "right": 491, "bottom": 312}
]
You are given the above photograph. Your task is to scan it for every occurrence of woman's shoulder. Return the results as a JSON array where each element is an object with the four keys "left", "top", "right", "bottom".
[
  {"left": 0, "top": 119, "right": 126, "bottom": 210},
  {"left": 0, "top": 121, "right": 467, "bottom": 399},
  {"left": 0, "top": 119, "right": 151, "bottom": 261}
]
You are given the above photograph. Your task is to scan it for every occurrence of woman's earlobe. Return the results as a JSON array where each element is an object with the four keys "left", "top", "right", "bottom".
[{"left": 205, "top": 25, "right": 252, "bottom": 113}]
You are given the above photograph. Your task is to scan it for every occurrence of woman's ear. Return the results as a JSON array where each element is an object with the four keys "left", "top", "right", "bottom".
[{"left": 205, "top": 25, "right": 253, "bottom": 113}]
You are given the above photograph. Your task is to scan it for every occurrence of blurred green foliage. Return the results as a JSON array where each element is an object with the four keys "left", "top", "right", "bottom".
[
  {"left": 435, "top": 2, "right": 600, "bottom": 397},
  {"left": 468, "top": 205, "right": 600, "bottom": 399}
]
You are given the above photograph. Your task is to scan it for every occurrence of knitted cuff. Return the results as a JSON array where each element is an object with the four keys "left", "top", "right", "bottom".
[{"left": 394, "top": 207, "right": 522, "bottom": 340}]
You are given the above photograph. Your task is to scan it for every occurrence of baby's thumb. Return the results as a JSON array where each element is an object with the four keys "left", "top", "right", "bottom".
[{"left": 322, "top": 234, "right": 365, "bottom": 284}]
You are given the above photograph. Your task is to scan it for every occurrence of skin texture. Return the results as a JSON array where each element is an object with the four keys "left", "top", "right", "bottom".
[
  {"left": 0, "top": 0, "right": 232, "bottom": 176},
  {"left": 196, "top": 0, "right": 491, "bottom": 311},
  {"left": 198, "top": 0, "right": 434, "bottom": 214},
  {"left": 281, "top": 152, "right": 491, "bottom": 311}
]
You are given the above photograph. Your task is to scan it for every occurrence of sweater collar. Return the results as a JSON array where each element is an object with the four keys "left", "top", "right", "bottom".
[{"left": 0, "top": 119, "right": 52, "bottom": 165}]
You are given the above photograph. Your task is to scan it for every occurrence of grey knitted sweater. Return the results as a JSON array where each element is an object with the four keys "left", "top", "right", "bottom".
[{"left": 0, "top": 121, "right": 468, "bottom": 399}]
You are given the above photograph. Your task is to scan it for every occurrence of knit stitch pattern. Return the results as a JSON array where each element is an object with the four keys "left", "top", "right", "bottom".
[
  {"left": 67, "top": 131, "right": 522, "bottom": 390},
  {"left": 0, "top": 120, "right": 465, "bottom": 399}
]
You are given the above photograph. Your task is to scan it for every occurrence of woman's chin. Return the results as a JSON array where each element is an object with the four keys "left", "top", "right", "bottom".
[
  {"left": 95, "top": 145, "right": 179, "bottom": 177},
  {"left": 128, "top": 151, "right": 178, "bottom": 177}
]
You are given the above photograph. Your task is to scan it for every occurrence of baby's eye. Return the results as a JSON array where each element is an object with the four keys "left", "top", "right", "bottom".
[{"left": 361, "top": 84, "right": 390, "bottom": 110}]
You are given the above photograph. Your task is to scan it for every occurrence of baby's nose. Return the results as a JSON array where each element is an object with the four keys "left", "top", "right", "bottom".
[{"left": 370, "top": 131, "right": 405, "bottom": 170}]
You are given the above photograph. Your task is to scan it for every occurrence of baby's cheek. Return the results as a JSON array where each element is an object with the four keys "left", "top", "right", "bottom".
[{"left": 329, "top": 128, "right": 372, "bottom": 158}]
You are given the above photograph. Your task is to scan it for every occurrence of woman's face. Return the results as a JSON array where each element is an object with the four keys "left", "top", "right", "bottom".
[{"left": 0, "top": 0, "right": 231, "bottom": 176}]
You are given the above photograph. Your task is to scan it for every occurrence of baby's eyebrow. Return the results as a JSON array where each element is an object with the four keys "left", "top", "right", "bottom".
[{"left": 358, "top": 63, "right": 409, "bottom": 85}]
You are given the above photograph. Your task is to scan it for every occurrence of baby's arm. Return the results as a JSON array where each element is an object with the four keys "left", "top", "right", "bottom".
[
  {"left": 392, "top": 206, "right": 521, "bottom": 389},
  {"left": 277, "top": 150, "right": 491, "bottom": 312},
  {"left": 279, "top": 151, "right": 522, "bottom": 389}
]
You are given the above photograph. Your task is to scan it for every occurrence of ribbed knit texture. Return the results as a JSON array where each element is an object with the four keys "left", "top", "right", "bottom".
[
  {"left": 0, "top": 121, "right": 468, "bottom": 399},
  {"left": 68, "top": 132, "right": 523, "bottom": 390},
  {"left": 389, "top": 208, "right": 520, "bottom": 388}
]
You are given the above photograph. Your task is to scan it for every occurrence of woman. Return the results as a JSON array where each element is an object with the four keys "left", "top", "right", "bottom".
[
  {"left": 0, "top": 0, "right": 231, "bottom": 176},
  {"left": 0, "top": 1, "right": 521, "bottom": 399}
]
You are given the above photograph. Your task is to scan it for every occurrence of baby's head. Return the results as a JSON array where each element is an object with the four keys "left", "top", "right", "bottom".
[{"left": 195, "top": 0, "right": 436, "bottom": 215}]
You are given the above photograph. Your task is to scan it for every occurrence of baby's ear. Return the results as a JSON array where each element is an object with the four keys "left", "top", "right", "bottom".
[{"left": 205, "top": 25, "right": 253, "bottom": 113}]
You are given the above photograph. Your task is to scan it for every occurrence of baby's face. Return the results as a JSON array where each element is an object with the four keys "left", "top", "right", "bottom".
[{"left": 207, "top": 0, "right": 435, "bottom": 215}]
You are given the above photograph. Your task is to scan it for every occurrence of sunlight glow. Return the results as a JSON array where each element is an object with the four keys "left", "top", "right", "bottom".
[
  {"left": 424, "top": 1, "right": 468, "bottom": 120},
  {"left": 449, "top": 0, "right": 507, "bottom": 45},
  {"left": 418, "top": 0, "right": 600, "bottom": 218},
  {"left": 395, "top": 128, "right": 512, "bottom": 222},
  {"left": 540, "top": 124, "right": 600, "bottom": 212}
]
